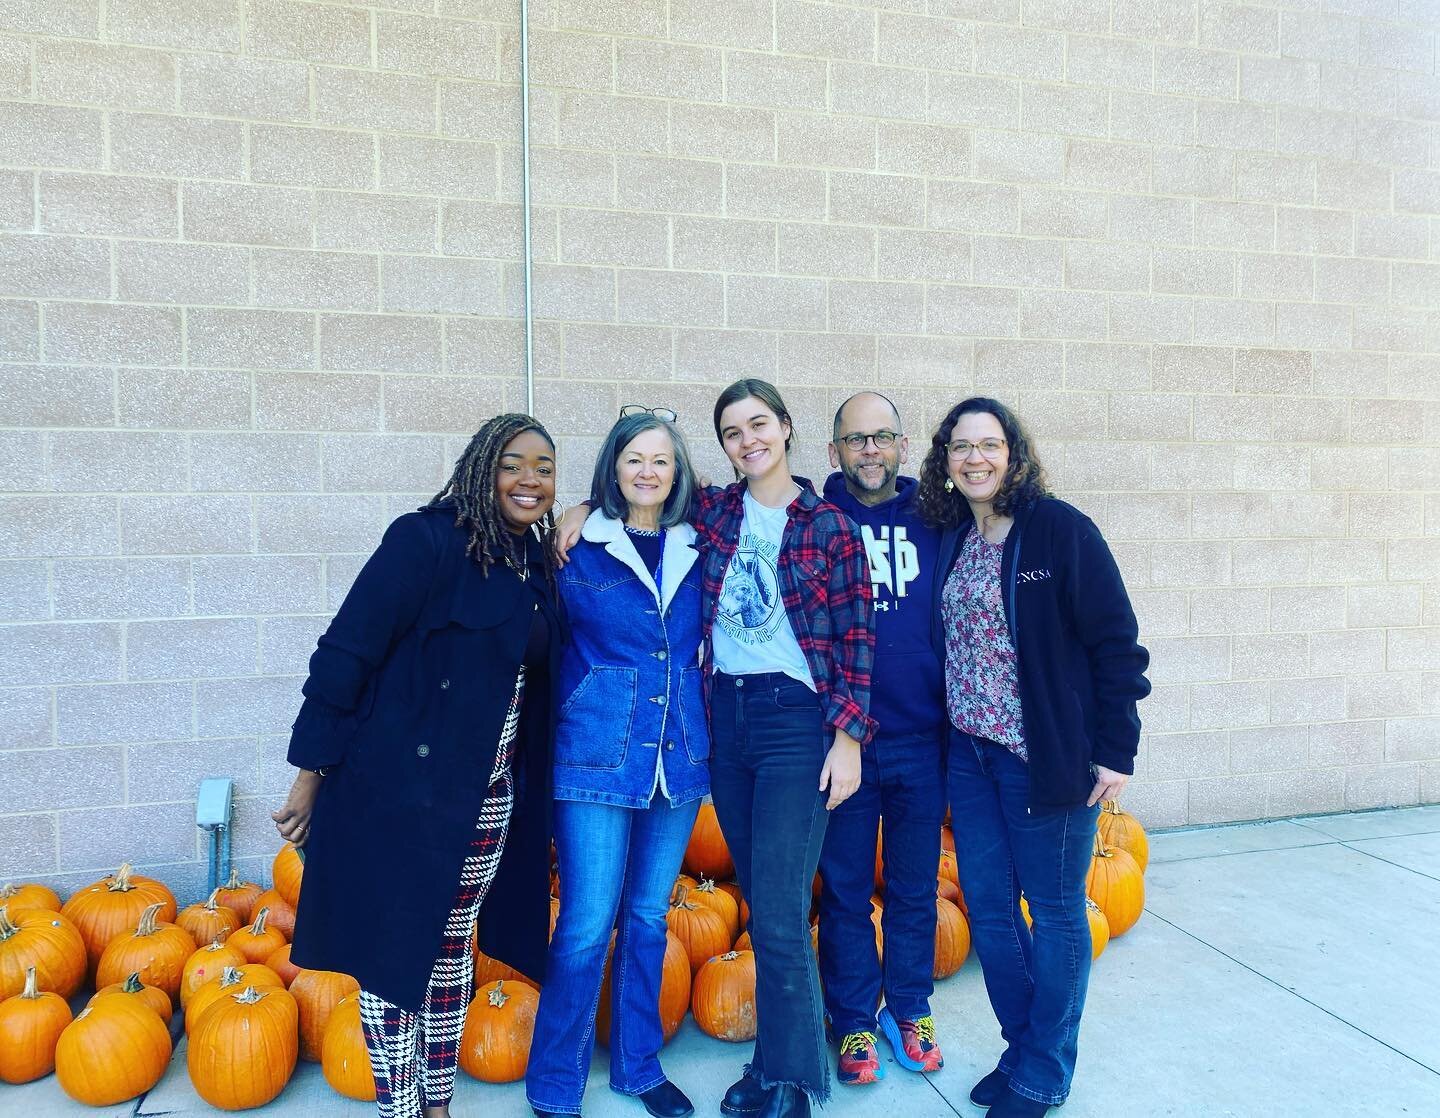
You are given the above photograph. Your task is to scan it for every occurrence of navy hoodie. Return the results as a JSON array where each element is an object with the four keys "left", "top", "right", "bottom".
[{"left": 823, "top": 473, "right": 945, "bottom": 740}]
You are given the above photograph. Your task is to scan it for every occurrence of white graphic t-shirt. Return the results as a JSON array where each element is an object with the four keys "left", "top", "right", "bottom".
[{"left": 711, "top": 491, "right": 816, "bottom": 690}]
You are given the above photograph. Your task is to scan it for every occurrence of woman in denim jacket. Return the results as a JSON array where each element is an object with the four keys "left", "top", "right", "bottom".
[{"left": 526, "top": 410, "right": 709, "bottom": 1118}]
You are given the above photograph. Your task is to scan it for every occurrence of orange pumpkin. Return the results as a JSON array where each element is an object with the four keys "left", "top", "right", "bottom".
[
  {"left": 473, "top": 939, "right": 539, "bottom": 991},
  {"left": 933, "top": 897, "right": 971, "bottom": 980},
  {"left": 0, "top": 882, "right": 61, "bottom": 916},
  {"left": 1085, "top": 835, "right": 1144, "bottom": 937},
  {"left": 322, "top": 993, "right": 375, "bottom": 1100},
  {"left": 0, "top": 966, "right": 72, "bottom": 1084},
  {"left": 459, "top": 980, "right": 540, "bottom": 1083},
  {"left": 292, "top": 968, "right": 360, "bottom": 1062},
  {"left": 176, "top": 890, "right": 242, "bottom": 949},
  {"left": 55, "top": 996, "right": 171, "bottom": 1106},
  {"left": 227, "top": 906, "right": 286, "bottom": 963},
  {"left": 1019, "top": 895, "right": 1110, "bottom": 959},
  {"left": 937, "top": 876, "right": 960, "bottom": 906},
  {"left": 715, "top": 880, "right": 749, "bottom": 929},
  {"left": 691, "top": 877, "right": 741, "bottom": 941},
  {"left": 733, "top": 930, "right": 751, "bottom": 952},
  {"left": 272, "top": 844, "right": 305, "bottom": 908},
  {"left": 181, "top": 939, "right": 247, "bottom": 1008},
  {"left": 940, "top": 826, "right": 955, "bottom": 856},
  {"left": 597, "top": 930, "right": 690, "bottom": 1045},
  {"left": 669, "top": 873, "right": 699, "bottom": 904},
  {"left": 691, "top": 950, "right": 757, "bottom": 1041},
  {"left": 213, "top": 868, "right": 264, "bottom": 924},
  {"left": 549, "top": 896, "right": 560, "bottom": 940},
  {"left": 89, "top": 971, "right": 173, "bottom": 1024},
  {"left": 0, "top": 904, "right": 86, "bottom": 999},
  {"left": 186, "top": 963, "right": 286, "bottom": 1033},
  {"left": 96, "top": 902, "right": 194, "bottom": 1003},
  {"left": 667, "top": 886, "right": 733, "bottom": 975},
  {"left": 266, "top": 942, "right": 302, "bottom": 987},
  {"left": 684, "top": 803, "right": 734, "bottom": 880},
  {"left": 937, "top": 849, "right": 959, "bottom": 888},
  {"left": 252, "top": 889, "right": 296, "bottom": 940},
  {"left": 61, "top": 863, "right": 177, "bottom": 980},
  {"left": 189, "top": 984, "right": 299, "bottom": 1110},
  {"left": 1097, "top": 800, "right": 1149, "bottom": 872}
]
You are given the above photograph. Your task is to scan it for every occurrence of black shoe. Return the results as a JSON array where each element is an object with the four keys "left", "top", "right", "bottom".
[
  {"left": 970, "top": 1068, "right": 1009, "bottom": 1107},
  {"left": 638, "top": 1080, "right": 694, "bottom": 1118},
  {"left": 756, "top": 1084, "right": 809, "bottom": 1118},
  {"left": 531, "top": 1110, "right": 571, "bottom": 1118},
  {"left": 988, "top": 1086, "right": 1051, "bottom": 1117},
  {"left": 719, "top": 1075, "right": 769, "bottom": 1116}
]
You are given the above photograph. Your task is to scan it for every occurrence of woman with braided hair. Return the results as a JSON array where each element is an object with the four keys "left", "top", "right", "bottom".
[{"left": 274, "top": 413, "right": 566, "bottom": 1118}]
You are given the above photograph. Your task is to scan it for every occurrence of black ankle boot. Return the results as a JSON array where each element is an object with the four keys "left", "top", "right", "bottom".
[
  {"left": 720, "top": 1075, "right": 769, "bottom": 1116},
  {"left": 637, "top": 1080, "right": 694, "bottom": 1118},
  {"left": 756, "top": 1084, "right": 809, "bottom": 1118},
  {"left": 970, "top": 1067, "right": 1010, "bottom": 1106},
  {"left": 988, "top": 1086, "right": 1051, "bottom": 1117}
]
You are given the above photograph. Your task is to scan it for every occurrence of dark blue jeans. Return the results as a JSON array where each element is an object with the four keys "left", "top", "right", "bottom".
[
  {"left": 525, "top": 795, "right": 700, "bottom": 1115},
  {"left": 947, "top": 729, "right": 1100, "bottom": 1106},
  {"left": 710, "top": 672, "right": 832, "bottom": 1104},
  {"left": 817, "top": 730, "right": 945, "bottom": 1036}
]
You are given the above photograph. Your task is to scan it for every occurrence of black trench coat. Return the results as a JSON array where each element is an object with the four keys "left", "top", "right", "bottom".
[{"left": 287, "top": 504, "right": 563, "bottom": 1010}]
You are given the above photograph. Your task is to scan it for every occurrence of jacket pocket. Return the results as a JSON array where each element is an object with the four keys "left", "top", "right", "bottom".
[
  {"left": 677, "top": 666, "right": 711, "bottom": 764},
  {"left": 555, "top": 666, "right": 636, "bottom": 769}
]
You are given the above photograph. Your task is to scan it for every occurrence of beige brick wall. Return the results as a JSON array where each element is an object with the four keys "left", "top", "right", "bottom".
[{"left": 1, "top": 0, "right": 1437, "bottom": 898}]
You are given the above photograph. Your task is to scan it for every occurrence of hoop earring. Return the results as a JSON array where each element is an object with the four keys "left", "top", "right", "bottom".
[{"left": 944, "top": 478, "right": 955, "bottom": 492}]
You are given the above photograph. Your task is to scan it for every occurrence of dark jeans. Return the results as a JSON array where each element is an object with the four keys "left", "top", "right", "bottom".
[
  {"left": 710, "top": 671, "right": 832, "bottom": 1105},
  {"left": 817, "top": 730, "right": 945, "bottom": 1036},
  {"left": 947, "top": 729, "right": 1100, "bottom": 1106}
]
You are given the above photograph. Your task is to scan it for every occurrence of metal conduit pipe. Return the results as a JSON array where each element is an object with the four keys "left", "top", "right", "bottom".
[{"left": 519, "top": 0, "right": 536, "bottom": 417}]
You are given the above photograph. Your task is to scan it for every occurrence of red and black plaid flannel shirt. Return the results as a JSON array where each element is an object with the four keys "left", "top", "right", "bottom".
[{"left": 695, "top": 479, "right": 877, "bottom": 748}]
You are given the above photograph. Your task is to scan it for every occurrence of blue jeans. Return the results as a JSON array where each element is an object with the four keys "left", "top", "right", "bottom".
[
  {"left": 817, "top": 730, "right": 945, "bottom": 1035},
  {"left": 525, "top": 795, "right": 700, "bottom": 1115},
  {"left": 709, "top": 672, "right": 832, "bottom": 1104},
  {"left": 947, "top": 730, "right": 1100, "bottom": 1106}
]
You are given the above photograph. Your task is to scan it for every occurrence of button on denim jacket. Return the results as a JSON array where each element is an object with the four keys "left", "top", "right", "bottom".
[{"left": 552, "top": 512, "right": 711, "bottom": 809}]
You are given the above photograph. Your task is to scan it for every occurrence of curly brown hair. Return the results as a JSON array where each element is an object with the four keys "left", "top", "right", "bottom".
[
  {"left": 916, "top": 397, "right": 1050, "bottom": 530},
  {"left": 428, "top": 413, "right": 556, "bottom": 576}
]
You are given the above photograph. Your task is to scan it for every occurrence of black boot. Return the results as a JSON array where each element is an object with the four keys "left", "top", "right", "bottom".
[
  {"left": 755, "top": 1084, "right": 809, "bottom": 1118},
  {"left": 970, "top": 1068, "right": 1010, "bottom": 1107},
  {"left": 720, "top": 1074, "right": 769, "bottom": 1117},
  {"left": 637, "top": 1080, "right": 694, "bottom": 1118},
  {"left": 988, "top": 1086, "right": 1051, "bottom": 1117}
]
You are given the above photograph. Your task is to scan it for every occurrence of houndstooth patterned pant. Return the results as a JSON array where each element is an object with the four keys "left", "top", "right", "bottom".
[{"left": 358, "top": 669, "right": 525, "bottom": 1118}]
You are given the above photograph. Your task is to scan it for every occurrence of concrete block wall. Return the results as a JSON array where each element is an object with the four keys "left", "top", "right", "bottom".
[{"left": 0, "top": 0, "right": 1436, "bottom": 900}]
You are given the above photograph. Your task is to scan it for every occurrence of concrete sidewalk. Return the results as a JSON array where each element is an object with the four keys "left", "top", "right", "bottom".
[{"left": 7, "top": 805, "right": 1439, "bottom": 1118}]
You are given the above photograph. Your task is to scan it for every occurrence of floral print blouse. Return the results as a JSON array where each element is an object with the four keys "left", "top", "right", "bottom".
[{"left": 942, "top": 529, "right": 1027, "bottom": 761}]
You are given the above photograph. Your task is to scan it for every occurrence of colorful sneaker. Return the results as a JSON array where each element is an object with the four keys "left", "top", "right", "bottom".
[
  {"left": 878, "top": 1006, "right": 943, "bottom": 1072},
  {"left": 837, "top": 1031, "right": 884, "bottom": 1085}
]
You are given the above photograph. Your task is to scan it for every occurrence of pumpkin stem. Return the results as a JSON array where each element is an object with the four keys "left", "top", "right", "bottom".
[
  {"left": 206, "top": 937, "right": 226, "bottom": 951},
  {"left": 218, "top": 965, "right": 245, "bottom": 989},
  {"left": 21, "top": 965, "right": 40, "bottom": 1000},
  {"left": 0, "top": 906, "right": 17, "bottom": 941},
  {"left": 203, "top": 888, "right": 222, "bottom": 911},
  {"left": 249, "top": 906, "right": 270, "bottom": 936},
  {"left": 697, "top": 876, "right": 717, "bottom": 893},
  {"left": 122, "top": 972, "right": 145, "bottom": 994},
  {"left": 107, "top": 862, "right": 136, "bottom": 892},
  {"left": 671, "top": 885, "right": 695, "bottom": 911},
  {"left": 486, "top": 980, "right": 510, "bottom": 1008},
  {"left": 221, "top": 867, "right": 244, "bottom": 890},
  {"left": 233, "top": 985, "right": 267, "bottom": 1005},
  {"left": 135, "top": 902, "right": 164, "bottom": 937},
  {"left": 1101, "top": 799, "right": 1122, "bottom": 815},
  {"left": 720, "top": 951, "right": 739, "bottom": 961},
  {"left": 0, "top": 884, "right": 17, "bottom": 901}
]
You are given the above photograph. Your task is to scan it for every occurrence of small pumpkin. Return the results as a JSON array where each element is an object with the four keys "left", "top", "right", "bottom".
[
  {"left": 683, "top": 803, "right": 734, "bottom": 880},
  {"left": 55, "top": 996, "right": 172, "bottom": 1106},
  {"left": 227, "top": 906, "right": 286, "bottom": 963},
  {"left": 181, "top": 939, "right": 247, "bottom": 1008},
  {"left": 251, "top": 889, "right": 296, "bottom": 940},
  {"left": 60, "top": 863, "right": 177, "bottom": 980},
  {"left": 291, "top": 968, "right": 360, "bottom": 1062},
  {"left": 937, "top": 876, "right": 960, "bottom": 906},
  {"left": 272, "top": 844, "right": 305, "bottom": 908},
  {"left": 691, "top": 877, "right": 741, "bottom": 941},
  {"left": 213, "top": 868, "right": 264, "bottom": 924},
  {"left": 188, "top": 984, "right": 299, "bottom": 1110},
  {"left": 89, "top": 971, "right": 173, "bottom": 1024},
  {"left": 1086, "top": 898, "right": 1111, "bottom": 959},
  {"left": 937, "top": 848, "right": 960, "bottom": 889},
  {"left": 715, "top": 880, "right": 749, "bottom": 929},
  {"left": 96, "top": 902, "right": 194, "bottom": 1003},
  {"left": 0, "top": 882, "right": 61, "bottom": 916},
  {"left": 691, "top": 950, "right": 757, "bottom": 1042},
  {"left": 0, "top": 904, "right": 86, "bottom": 999},
  {"left": 733, "top": 930, "right": 751, "bottom": 952},
  {"left": 933, "top": 897, "right": 971, "bottom": 980},
  {"left": 266, "top": 942, "right": 302, "bottom": 987},
  {"left": 1085, "top": 835, "right": 1144, "bottom": 937},
  {"left": 459, "top": 980, "right": 540, "bottom": 1084},
  {"left": 0, "top": 966, "right": 72, "bottom": 1084},
  {"left": 322, "top": 993, "right": 375, "bottom": 1100},
  {"left": 1097, "top": 800, "right": 1149, "bottom": 872},
  {"left": 186, "top": 963, "right": 285, "bottom": 1033},
  {"left": 667, "top": 886, "right": 733, "bottom": 975},
  {"left": 176, "top": 890, "right": 242, "bottom": 949}
]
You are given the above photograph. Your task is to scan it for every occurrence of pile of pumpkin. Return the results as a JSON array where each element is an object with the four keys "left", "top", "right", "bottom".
[{"left": 0, "top": 801, "right": 1149, "bottom": 1107}]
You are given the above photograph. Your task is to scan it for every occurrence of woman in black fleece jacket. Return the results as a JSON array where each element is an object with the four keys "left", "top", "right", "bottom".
[{"left": 918, "top": 397, "right": 1150, "bottom": 1118}]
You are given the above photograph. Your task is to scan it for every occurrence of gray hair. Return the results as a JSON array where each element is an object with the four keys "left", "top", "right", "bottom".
[{"left": 589, "top": 412, "right": 696, "bottom": 529}]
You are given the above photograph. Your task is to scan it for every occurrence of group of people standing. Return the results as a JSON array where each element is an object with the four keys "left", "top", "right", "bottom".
[{"left": 274, "top": 379, "right": 1151, "bottom": 1118}]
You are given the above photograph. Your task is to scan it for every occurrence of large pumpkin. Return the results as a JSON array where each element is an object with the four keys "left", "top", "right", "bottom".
[
  {"left": 0, "top": 966, "right": 72, "bottom": 1084},
  {"left": 291, "top": 968, "right": 360, "bottom": 1062},
  {"left": 596, "top": 930, "right": 690, "bottom": 1045},
  {"left": 0, "top": 882, "right": 61, "bottom": 916},
  {"left": 0, "top": 905, "right": 86, "bottom": 999},
  {"left": 251, "top": 889, "right": 296, "bottom": 941},
  {"left": 188, "top": 984, "right": 300, "bottom": 1110},
  {"left": 96, "top": 902, "right": 194, "bottom": 1003},
  {"left": 1085, "top": 835, "right": 1145, "bottom": 937},
  {"left": 1097, "top": 800, "right": 1149, "bottom": 872},
  {"left": 690, "top": 877, "right": 741, "bottom": 941},
  {"left": 176, "top": 890, "right": 242, "bottom": 950},
  {"left": 60, "top": 863, "right": 177, "bottom": 980},
  {"left": 227, "top": 906, "right": 286, "bottom": 964},
  {"left": 691, "top": 950, "right": 757, "bottom": 1042},
  {"left": 459, "top": 980, "right": 539, "bottom": 1083},
  {"left": 933, "top": 897, "right": 971, "bottom": 980},
  {"left": 186, "top": 963, "right": 286, "bottom": 1033},
  {"left": 55, "top": 996, "right": 172, "bottom": 1106},
  {"left": 683, "top": 803, "right": 734, "bottom": 880},
  {"left": 272, "top": 844, "right": 305, "bottom": 908},
  {"left": 322, "top": 993, "right": 375, "bottom": 1101},
  {"left": 667, "top": 886, "right": 732, "bottom": 975},
  {"left": 213, "top": 869, "right": 264, "bottom": 924},
  {"left": 181, "top": 940, "right": 247, "bottom": 1008},
  {"left": 89, "top": 972, "right": 173, "bottom": 1025}
]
